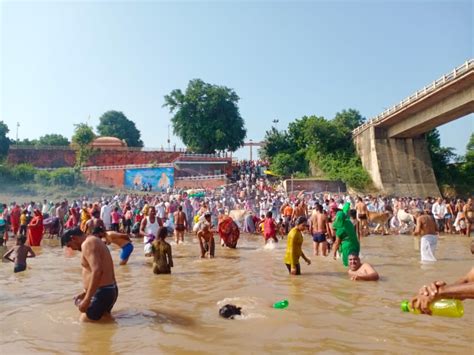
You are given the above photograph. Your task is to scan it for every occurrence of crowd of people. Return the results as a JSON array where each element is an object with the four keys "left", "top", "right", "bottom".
[{"left": 1, "top": 159, "right": 473, "bottom": 322}]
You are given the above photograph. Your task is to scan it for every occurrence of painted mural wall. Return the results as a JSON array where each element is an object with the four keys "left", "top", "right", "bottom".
[{"left": 124, "top": 167, "right": 174, "bottom": 189}]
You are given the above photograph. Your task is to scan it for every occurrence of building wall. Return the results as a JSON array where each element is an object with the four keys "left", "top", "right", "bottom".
[
  {"left": 7, "top": 148, "right": 182, "bottom": 168},
  {"left": 82, "top": 169, "right": 125, "bottom": 188}
]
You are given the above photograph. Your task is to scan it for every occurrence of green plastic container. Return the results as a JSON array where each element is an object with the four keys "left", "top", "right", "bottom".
[
  {"left": 273, "top": 299, "right": 289, "bottom": 309},
  {"left": 400, "top": 299, "right": 464, "bottom": 318}
]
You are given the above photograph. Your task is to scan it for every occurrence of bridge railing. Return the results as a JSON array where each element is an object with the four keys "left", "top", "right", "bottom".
[{"left": 352, "top": 59, "right": 474, "bottom": 136}]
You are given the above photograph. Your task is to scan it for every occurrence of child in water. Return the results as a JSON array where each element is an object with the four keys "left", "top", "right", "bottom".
[
  {"left": 152, "top": 227, "right": 173, "bottom": 274},
  {"left": 3, "top": 236, "right": 36, "bottom": 273},
  {"left": 263, "top": 211, "right": 278, "bottom": 244}
]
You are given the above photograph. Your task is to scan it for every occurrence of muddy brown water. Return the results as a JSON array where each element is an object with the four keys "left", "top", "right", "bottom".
[{"left": 0, "top": 233, "right": 472, "bottom": 354}]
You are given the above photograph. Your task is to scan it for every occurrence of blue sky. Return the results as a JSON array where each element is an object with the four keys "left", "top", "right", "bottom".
[{"left": 1, "top": 0, "right": 473, "bottom": 160}]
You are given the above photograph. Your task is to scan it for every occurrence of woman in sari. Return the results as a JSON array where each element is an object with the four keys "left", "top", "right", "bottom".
[
  {"left": 65, "top": 207, "right": 79, "bottom": 229},
  {"left": 27, "top": 209, "right": 44, "bottom": 246},
  {"left": 218, "top": 213, "right": 240, "bottom": 249},
  {"left": 80, "top": 204, "right": 91, "bottom": 232}
]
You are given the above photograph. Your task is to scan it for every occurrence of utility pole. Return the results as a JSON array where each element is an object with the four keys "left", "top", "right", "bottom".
[
  {"left": 167, "top": 124, "right": 171, "bottom": 149},
  {"left": 249, "top": 139, "right": 253, "bottom": 160},
  {"left": 16, "top": 122, "right": 20, "bottom": 145}
]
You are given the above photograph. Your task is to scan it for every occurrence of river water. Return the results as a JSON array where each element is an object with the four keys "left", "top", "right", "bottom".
[{"left": 0, "top": 233, "right": 472, "bottom": 354}]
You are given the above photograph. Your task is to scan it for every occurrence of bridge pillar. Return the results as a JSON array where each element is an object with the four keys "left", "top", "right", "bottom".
[{"left": 354, "top": 126, "right": 440, "bottom": 197}]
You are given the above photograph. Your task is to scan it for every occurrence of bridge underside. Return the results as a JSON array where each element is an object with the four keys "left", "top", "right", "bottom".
[
  {"left": 386, "top": 85, "right": 474, "bottom": 138},
  {"left": 354, "top": 126, "right": 440, "bottom": 196}
]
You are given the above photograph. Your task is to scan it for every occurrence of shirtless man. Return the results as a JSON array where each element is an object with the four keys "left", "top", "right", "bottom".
[
  {"left": 463, "top": 198, "right": 473, "bottom": 237},
  {"left": 61, "top": 227, "right": 118, "bottom": 322},
  {"left": 414, "top": 209, "right": 438, "bottom": 262},
  {"left": 347, "top": 253, "right": 379, "bottom": 281},
  {"left": 291, "top": 200, "right": 306, "bottom": 226},
  {"left": 309, "top": 204, "right": 329, "bottom": 256},
  {"left": 3, "top": 236, "right": 36, "bottom": 273},
  {"left": 411, "top": 267, "right": 474, "bottom": 314},
  {"left": 174, "top": 206, "right": 188, "bottom": 244},
  {"left": 197, "top": 212, "right": 215, "bottom": 258},
  {"left": 84, "top": 210, "right": 105, "bottom": 235},
  {"left": 103, "top": 231, "right": 134, "bottom": 265},
  {"left": 356, "top": 197, "right": 369, "bottom": 236}
]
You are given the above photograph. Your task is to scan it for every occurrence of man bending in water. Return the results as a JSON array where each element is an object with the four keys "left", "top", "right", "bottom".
[
  {"left": 347, "top": 253, "right": 379, "bottom": 281},
  {"left": 61, "top": 227, "right": 118, "bottom": 322},
  {"left": 4, "top": 236, "right": 35, "bottom": 273},
  {"left": 102, "top": 230, "right": 134, "bottom": 265}
]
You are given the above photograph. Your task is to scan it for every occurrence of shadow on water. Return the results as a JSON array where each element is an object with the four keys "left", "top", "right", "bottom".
[{"left": 112, "top": 308, "right": 195, "bottom": 327}]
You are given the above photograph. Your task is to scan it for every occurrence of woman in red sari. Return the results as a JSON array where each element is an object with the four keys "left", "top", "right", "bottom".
[
  {"left": 218, "top": 214, "right": 240, "bottom": 249},
  {"left": 10, "top": 203, "right": 21, "bottom": 237},
  {"left": 27, "top": 209, "right": 44, "bottom": 246},
  {"left": 65, "top": 207, "right": 79, "bottom": 229}
]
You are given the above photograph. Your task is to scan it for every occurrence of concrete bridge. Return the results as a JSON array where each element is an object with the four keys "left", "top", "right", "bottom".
[{"left": 353, "top": 59, "right": 473, "bottom": 197}]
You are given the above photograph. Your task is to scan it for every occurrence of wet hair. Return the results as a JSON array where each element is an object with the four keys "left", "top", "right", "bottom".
[
  {"left": 295, "top": 216, "right": 307, "bottom": 226},
  {"left": 92, "top": 210, "right": 100, "bottom": 218},
  {"left": 61, "top": 227, "right": 84, "bottom": 247},
  {"left": 348, "top": 252, "right": 360, "bottom": 258},
  {"left": 18, "top": 236, "right": 26, "bottom": 245},
  {"left": 266, "top": 211, "right": 272, "bottom": 218},
  {"left": 178, "top": 205, "right": 183, "bottom": 211},
  {"left": 92, "top": 225, "right": 105, "bottom": 235},
  {"left": 158, "top": 227, "right": 168, "bottom": 239},
  {"left": 219, "top": 304, "right": 242, "bottom": 319},
  {"left": 316, "top": 204, "right": 323, "bottom": 213},
  {"left": 349, "top": 209, "right": 357, "bottom": 219}
]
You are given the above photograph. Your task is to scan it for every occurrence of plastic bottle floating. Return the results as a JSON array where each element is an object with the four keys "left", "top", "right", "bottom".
[
  {"left": 400, "top": 299, "right": 464, "bottom": 318},
  {"left": 273, "top": 299, "right": 289, "bottom": 309}
]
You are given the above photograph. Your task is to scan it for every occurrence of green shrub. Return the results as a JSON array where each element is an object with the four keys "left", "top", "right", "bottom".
[
  {"left": 0, "top": 165, "right": 12, "bottom": 181},
  {"left": 49, "top": 168, "right": 80, "bottom": 186},
  {"left": 34, "top": 170, "right": 51, "bottom": 185},
  {"left": 11, "top": 164, "right": 36, "bottom": 183}
]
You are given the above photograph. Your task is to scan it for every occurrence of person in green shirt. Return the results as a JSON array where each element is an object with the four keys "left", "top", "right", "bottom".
[
  {"left": 284, "top": 216, "right": 311, "bottom": 275},
  {"left": 332, "top": 204, "right": 360, "bottom": 267}
]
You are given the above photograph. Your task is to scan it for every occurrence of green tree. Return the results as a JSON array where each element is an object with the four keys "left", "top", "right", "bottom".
[
  {"left": 332, "top": 109, "right": 366, "bottom": 132},
  {"left": 259, "top": 127, "right": 293, "bottom": 160},
  {"left": 96, "top": 111, "right": 143, "bottom": 147},
  {"left": 163, "top": 79, "right": 247, "bottom": 153},
  {"left": 72, "top": 123, "right": 96, "bottom": 168},
  {"left": 0, "top": 121, "right": 11, "bottom": 159},
  {"left": 270, "top": 151, "right": 308, "bottom": 177},
  {"left": 37, "top": 134, "right": 69, "bottom": 146},
  {"left": 425, "top": 129, "right": 456, "bottom": 185},
  {"left": 17, "top": 138, "right": 38, "bottom": 146}
]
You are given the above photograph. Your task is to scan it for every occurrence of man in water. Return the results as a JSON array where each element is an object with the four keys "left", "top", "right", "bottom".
[
  {"left": 347, "top": 253, "right": 379, "bottom": 281},
  {"left": 102, "top": 230, "right": 134, "bottom": 265},
  {"left": 174, "top": 205, "right": 188, "bottom": 244},
  {"left": 413, "top": 208, "right": 438, "bottom": 262},
  {"left": 309, "top": 204, "right": 329, "bottom": 256},
  {"left": 3, "top": 236, "right": 36, "bottom": 273},
  {"left": 356, "top": 197, "right": 369, "bottom": 236},
  {"left": 332, "top": 207, "right": 360, "bottom": 267},
  {"left": 61, "top": 227, "right": 118, "bottom": 322},
  {"left": 410, "top": 267, "right": 474, "bottom": 314},
  {"left": 197, "top": 212, "right": 215, "bottom": 258}
]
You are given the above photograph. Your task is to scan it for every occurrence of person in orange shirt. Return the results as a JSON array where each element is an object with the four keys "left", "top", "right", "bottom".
[{"left": 282, "top": 203, "right": 293, "bottom": 234}]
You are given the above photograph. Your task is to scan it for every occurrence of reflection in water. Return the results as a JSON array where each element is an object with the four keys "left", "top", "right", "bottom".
[{"left": 0, "top": 234, "right": 472, "bottom": 353}]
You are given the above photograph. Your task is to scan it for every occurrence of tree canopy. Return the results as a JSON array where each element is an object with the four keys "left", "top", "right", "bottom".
[
  {"left": 72, "top": 123, "right": 95, "bottom": 168},
  {"left": 37, "top": 134, "right": 69, "bottom": 146},
  {"left": 96, "top": 111, "right": 143, "bottom": 147},
  {"left": 260, "top": 109, "right": 371, "bottom": 189},
  {"left": 0, "top": 121, "right": 10, "bottom": 159},
  {"left": 163, "top": 79, "right": 246, "bottom": 153}
]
